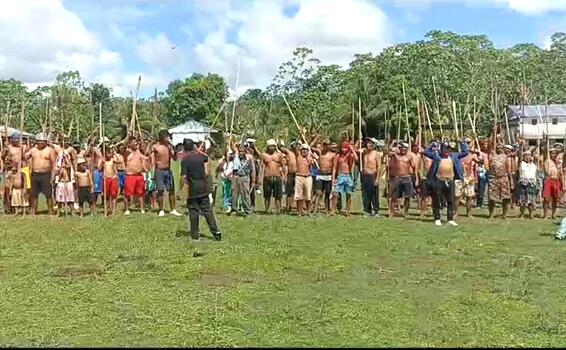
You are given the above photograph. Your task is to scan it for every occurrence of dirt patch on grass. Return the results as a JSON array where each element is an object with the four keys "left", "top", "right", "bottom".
[
  {"left": 52, "top": 264, "right": 105, "bottom": 278},
  {"left": 198, "top": 270, "right": 253, "bottom": 288}
]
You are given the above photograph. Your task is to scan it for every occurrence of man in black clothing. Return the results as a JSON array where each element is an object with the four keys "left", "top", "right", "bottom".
[{"left": 180, "top": 138, "right": 221, "bottom": 241}]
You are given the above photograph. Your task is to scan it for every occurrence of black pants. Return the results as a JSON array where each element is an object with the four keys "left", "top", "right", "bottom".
[
  {"left": 361, "top": 173, "right": 379, "bottom": 215},
  {"left": 187, "top": 196, "right": 219, "bottom": 239},
  {"left": 431, "top": 178, "right": 455, "bottom": 221}
]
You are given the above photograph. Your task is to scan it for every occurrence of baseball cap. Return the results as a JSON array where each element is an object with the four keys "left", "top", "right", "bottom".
[
  {"left": 266, "top": 139, "right": 277, "bottom": 147},
  {"left": 300, "top": 143, "right": 309, "bottom": 150}
]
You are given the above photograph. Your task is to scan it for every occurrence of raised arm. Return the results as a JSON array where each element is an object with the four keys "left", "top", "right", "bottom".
[{"left": 457, "top": 141, "right": 469, "bottom": 159}]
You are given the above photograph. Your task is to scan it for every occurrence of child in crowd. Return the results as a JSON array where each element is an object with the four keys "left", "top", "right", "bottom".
[
  {"left": 55, "top": 153, "right": 75, "bottom": 216},
  {"left": 8, "top": 163, "right": 28, "bottom": 216},
  {"left": 103, "top": 151, "right": 118, "bottom": 216},
  {"left": 75, "top": 158, "right": 94, "bottom": 217}
]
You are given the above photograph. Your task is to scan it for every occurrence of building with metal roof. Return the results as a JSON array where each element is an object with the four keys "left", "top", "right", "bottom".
[
  {"left": 507, "top": 104, "right": 566, "bottom": 141},
  {"left": 168, "top": 119, "right": 217, "bottom": 146}
]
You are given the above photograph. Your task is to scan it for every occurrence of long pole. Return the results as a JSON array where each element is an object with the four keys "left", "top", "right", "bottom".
[
  {"left": 359, "top": 97, "right": 363, "bottom": 171},
  {"left": 396, "top": 106, "right": 401, "bottom": 141},
  {"left": 452, "top": 100, "right": 460, "bottom": 140},
  {"left": 351, "top": 103, "right": 355, "bottom": 141},
  {"left": 229, "top": 60, "right": 241, "bottom": 141},
  {"left": 417, "top": 98, "right": 423, "bottom": 146},
  {"left": 424, "top": 101, "right": 434, "bottom": 141},
  {"left": 282, "top": 94, "right": 308, "bottom": 146},
  {"left": 99, "top": 103, "right": 107, "bottom": 217},
  {"left": 402, "top": 80, "right": 411, "bottom": 143},
  {"left": 210, "top": 100, "right": 228, "bottom": 130}
]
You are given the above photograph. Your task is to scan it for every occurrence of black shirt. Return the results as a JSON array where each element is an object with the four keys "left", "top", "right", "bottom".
[{"left": 181, "top": 151, "right": 209, "bottom": 199}]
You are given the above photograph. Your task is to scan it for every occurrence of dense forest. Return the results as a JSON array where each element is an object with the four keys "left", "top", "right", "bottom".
[{"left": 2, "top": 31, "right": 566, "bottom": 145}]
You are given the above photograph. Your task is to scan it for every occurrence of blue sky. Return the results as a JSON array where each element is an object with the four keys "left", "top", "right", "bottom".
[{"left": 2, "top": 0, "right": 566, "bottom": 97}]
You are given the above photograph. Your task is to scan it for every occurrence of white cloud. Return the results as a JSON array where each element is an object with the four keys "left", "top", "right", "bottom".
[
  {"left": 395, "top": 0, "right": 566, "bottom": 15},
  {"left": 192, "top": 0, "right": 391, "bottom": 97},
  {"left": 136, "top": 33, "right": 182, "bottom": 68},
  {"left": 0, "top": 0, "right": 122, "bottom": 89}
]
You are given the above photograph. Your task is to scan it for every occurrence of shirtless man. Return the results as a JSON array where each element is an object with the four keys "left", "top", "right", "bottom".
[
  {"left": 124, "top": 140, "right": 148, "bottom": 215},
  {"left": 103, "top": 150, "right": 119, "bottom": 216},
  {"left": 85, "top": 139, "right": 105, "bottom": 206},
  {"left": 152, "top": 130, "right": 182, "bottom": 217},
  {"left": 331, "top": 141, "right": 358, "bottom": 217},
  {"left": 543, "top": 148, "right": 562, "bottom": 219},
  {"left": 419, "top": 142, "right": 435, "bottom": 219},
  {"left": 280, "top": 142, "right": 297, "bottom": 213},
  {"left": 294, "top": 144, "right": 315, "bottom": 217},
  {"left": 388, "top": 142, "right": 417, "bottom": 218},
  {"left": 410, "top": 143, "right": 422, "bottom": 199},
  {"left": 114, "top": 144, "right": 126, "bottom": 196},
  {"left": 25, "top": 133, "right": 56, "bottom": 216},
  {"left": 313, "top": 141, "right": 336, "bottom": 214},
  {"left": 455, "top": 139, "right": 480, "bottom": 218},
  {"left": 360, "top": 138, "right": 383, "bottom": 217},
  {"left": 254, "top": 139, "right": 285, "bottom": 213}
]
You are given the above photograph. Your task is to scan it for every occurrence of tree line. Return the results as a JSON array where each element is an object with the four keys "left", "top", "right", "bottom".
[{"left": 2, "top": 31, "right": 566, "bottom": 145}]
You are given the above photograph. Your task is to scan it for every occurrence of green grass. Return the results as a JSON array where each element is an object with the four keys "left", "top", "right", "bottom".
[{"left": 1, "top": 190, "right": 566, "bottom": 347}]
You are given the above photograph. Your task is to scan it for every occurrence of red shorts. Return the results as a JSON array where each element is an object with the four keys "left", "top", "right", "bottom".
[
  {"left": 543, "top": 178, "right": 562, "bottom": 199},
  {"left": 125, "top": 174, "right": 145, "bottom": 198},
  {"left": 104, "top": 177, "right": 119, "bottom": 198}
]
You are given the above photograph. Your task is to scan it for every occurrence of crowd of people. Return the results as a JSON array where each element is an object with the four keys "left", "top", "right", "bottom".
[
  {"left": 215, "top": 134, "right": 565, "bottom": 227},
  {"left": 2, "top": 127, "right": 564, "bottom": 235},
  {"left": 1, "top": 130, "right": 185, "bottom": 218}
]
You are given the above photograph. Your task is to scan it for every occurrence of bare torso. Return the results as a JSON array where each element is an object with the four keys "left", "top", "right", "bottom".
[
  {"left": 126, "top": 150, "right": 146, "bottom": 174},
  {"left": 363, "top": 150, "right": 382, "bottom": 175},
  {"left": 153, "top": 144, "right": 172, "bottom": 170},
  {"left": 390, "top": 154, "right": 413, "bottom": 177},
  {"left": 262, "top": 152, "right": 283, "bottom": 177},
  {"left": 296, "top": 154, "right": 312, "bottom": 176},
  {"left": 319, "top": 152, "right": 335, "bottom": 174},
  {"left": 30, "top": 147, "right": 54, "bottom": 173},
  {"left": 285, "top": 152, "right": 297, "bottom": 174},
  {"left": 437, "top": 158, "right": 454, "bottom": 180},
  {"left": 76, "top": 171, "right": 91, "bottom": 187}
]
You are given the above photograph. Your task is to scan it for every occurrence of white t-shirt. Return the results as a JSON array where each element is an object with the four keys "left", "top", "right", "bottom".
[{"left": 519, "top": 161, "right": 537, "bottom": 181}]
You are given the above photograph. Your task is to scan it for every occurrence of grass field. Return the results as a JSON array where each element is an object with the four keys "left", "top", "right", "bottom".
[{"left": 1, "top": 185, "right": 566, "bottom": 346}]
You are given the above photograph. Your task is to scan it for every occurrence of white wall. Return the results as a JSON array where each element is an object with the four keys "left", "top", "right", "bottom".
[{"left": 514, "top": 119, "right": 566, "bottom": 139}]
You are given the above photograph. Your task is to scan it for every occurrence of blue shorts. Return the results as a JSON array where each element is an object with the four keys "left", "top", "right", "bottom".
[
  {"left": 117, "top": 170, "right": 126, "bottom": 190},
  {"left": 334, "top": 174, "right": 354, "bottom": 195},
  {"left": 155, "top": 168, "right": 174, "bottom": 192},
  {"left": 93, "top": 170, "right": 103, "bottom": 193}
]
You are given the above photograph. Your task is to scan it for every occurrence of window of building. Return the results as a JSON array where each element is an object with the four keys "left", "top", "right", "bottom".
[
  {"left": 531, "top": 119, "right": 538, "bottom": 125},
  {"left": 553, "top": 118, "right": 558, "bottom": 125}
]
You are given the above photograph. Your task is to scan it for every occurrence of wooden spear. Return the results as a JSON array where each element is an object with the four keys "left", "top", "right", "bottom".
[
  {"left": 396, "top": 106, "right": 401, "bottom": 141},
  {"left": 282, "top": 94, "right": 308, "bottom": 146},
  {"left": 99, "top": 102, "right": 107, "bottom": 217},
  {"left": 1, "top": 101, "right": 9, "bottom": 154},
  {"left": 210, "top": 100, "right": 228, "bottom": 130},
  {"left": 452, "top": 100, "right": 460, "bottom": 140},
  {"left": 424, "top": 101, "right": 434, "bottom": 141},
  {"left": 229, "top": 60, "right": 241, "bottom": 141},
  {"left": 359, "top": 97, "right": 363, "bottom": 171},
  {"left": 402, "top": 80, "right": 411, "bottom": 143},
  {"left": 351, "top": 103, "right": 355, "bottom": 142}
]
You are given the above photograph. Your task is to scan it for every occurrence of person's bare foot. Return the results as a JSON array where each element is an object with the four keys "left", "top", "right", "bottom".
[{"left": 466, "top": 214, "right": 474, "bottom": 219}]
